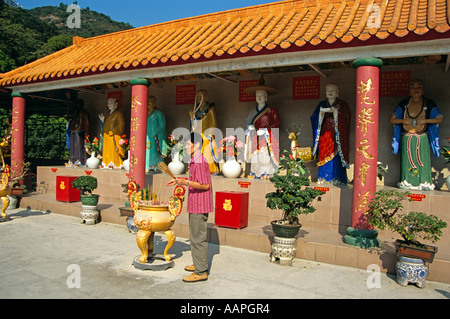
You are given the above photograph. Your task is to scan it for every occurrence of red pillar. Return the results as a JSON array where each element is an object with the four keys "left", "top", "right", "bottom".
[
  {"left": 129, "top": 79, "right": 149, "bottom": 188},
  {"left": 11, "top": 92, "right": 26, "bottom": 180},
  {"left": 345, "top": 57, "right": 382, "bottom": 248}
]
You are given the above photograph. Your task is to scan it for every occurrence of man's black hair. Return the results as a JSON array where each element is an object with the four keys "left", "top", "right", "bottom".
[{"left": 186, "top": 132, "right": 203, "bottom": 149}]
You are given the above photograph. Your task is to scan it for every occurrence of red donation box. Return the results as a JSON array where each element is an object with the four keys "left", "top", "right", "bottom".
[
  {"left": 56, "top": 176, "right": 80, "bottom": 202},
  {"left": 215, "top": 191, "right": 249, "bottom": 229}
]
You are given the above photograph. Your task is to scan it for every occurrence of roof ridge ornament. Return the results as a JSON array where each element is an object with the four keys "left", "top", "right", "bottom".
[{"left": 73, "top": 36, "right": 85, "bottom": 46}]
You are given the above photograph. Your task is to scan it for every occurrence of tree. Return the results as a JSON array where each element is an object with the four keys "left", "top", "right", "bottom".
[{"left": 0, "top": 49, "right": 16, "bottom": 73}]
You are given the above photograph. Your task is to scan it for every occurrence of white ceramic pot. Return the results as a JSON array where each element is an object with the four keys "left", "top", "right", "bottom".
[
  {"left": 123, "top": 151, "right": 130, "bottom": 171},
  {"left": 86, "top": 152, "right": 101, "bottom": 169},
  {"left": 168, "top": 152, "right": 184, "bottom": 175},
  {"left": 80, "top": 205, "right": 99, "bottom": 225},
  {"left": 445, "top": 176, "right": 450, "bottom": 191},
  {"left": 222, "top": 158, "right": 241, "bottom": 178}
]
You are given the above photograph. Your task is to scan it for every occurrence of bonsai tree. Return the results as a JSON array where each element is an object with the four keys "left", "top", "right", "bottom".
[
  {"left": 266, "top": 151, "right": 324, "bottom": 226},
  {"left": 3, "top": 162, "right": 32, "bottom": 189},
  {"left": 366, "top": 189, "right": 447, "bottom": 247},
  {"left": 72, "top": 176, "right": 98, "bottom": 196}
]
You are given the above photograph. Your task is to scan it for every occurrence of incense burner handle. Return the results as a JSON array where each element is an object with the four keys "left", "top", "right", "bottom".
[{"left": 168, "top": 186, "right": 185, "bottom": 220}]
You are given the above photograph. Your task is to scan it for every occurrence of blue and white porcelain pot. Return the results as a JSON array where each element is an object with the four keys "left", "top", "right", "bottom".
[{"left": 396, "top": 256, "right": 428, "bottom": 288}]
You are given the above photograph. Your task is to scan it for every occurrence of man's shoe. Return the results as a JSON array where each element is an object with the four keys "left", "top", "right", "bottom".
[
  {"left": 183, "top": 273, "right": 208, "bottom": 283},
  {"left": 184, "top": 265, "right": 196, "bottom": 272}
]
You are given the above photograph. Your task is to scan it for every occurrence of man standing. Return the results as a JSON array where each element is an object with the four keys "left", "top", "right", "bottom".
[{"left": 166, "top": 132, "right": 213, "bottom": 282}]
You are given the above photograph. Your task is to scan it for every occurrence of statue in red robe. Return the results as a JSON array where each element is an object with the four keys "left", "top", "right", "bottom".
[
  {"left": 311, "top": 84, "right": 350, "bottom": 184},
  {"left": 244, "top": 81, "right": 280, "bottom": 179}
]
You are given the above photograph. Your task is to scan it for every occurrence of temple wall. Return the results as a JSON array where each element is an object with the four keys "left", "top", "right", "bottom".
[{"left": 77, "top": 62, "right": 450, "bottom": 189}]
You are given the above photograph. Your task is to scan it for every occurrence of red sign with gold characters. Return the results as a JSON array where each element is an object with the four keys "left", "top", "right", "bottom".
[
  {"left": 293, "top": 76, "right": 320, "bottom": 100},
  {"left": 176, "top": 84, "right": 196, "bottom": 105},
  {"left": 239, "top": 80, "right": 259, "bottom": 102},
  {"left": 314, "top": 186, "right": 329, "bottom": 193},
  {"left": 408, "top": 194, "right": 426, "bottom": 202},
  {"left": 380, "top": 70, "right": 411, "bottom": 97},
  {"left": 238, "top": 181, "right": 251, "bottom": 189}
]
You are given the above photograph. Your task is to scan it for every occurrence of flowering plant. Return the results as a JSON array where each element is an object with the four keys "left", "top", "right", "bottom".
[
  {"left": 166, "top": 134, "right": 183, "bottom": 160},
  {"left": 440, "top": 137, "right": 450, "bottom": 164},
  {"left": 278, "top": 150, "right": 308, "bottom": 176},
  {"left": 219, "top": 136, "right": 244, "bottom": 160},
  {"left": 84, "top": 136, "right": 100, "bottom": 155},
  {"left": 119, "top": 135, "right": 130, "bottom": 152}
]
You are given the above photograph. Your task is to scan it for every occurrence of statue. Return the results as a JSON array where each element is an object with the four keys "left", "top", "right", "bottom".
[
  {"left": 69, "top": 99, "right": 90, "bottom": 166},
  {"left": 0, "top": 118, "right": 12, "bottom": 168},
  {"left": 99, "top": 97, "right": 125, "bottom": 168},
  {"left": 146, "top": 96, "right": 168, "bottom": 172},
  {"left": 189, "top": 89, "right": 219, "bottom": 175},
  {"left": 0, "top": 167, "right": 12, "bottom": 220},
  {"left": 390, "top": 79, "right": 443, "bottom": 190},
  {"left": 244, "top": 79, "right": 280, "bottom": 179},
  {"left": 310, "top": 84, "right": 350, "bottom": 184}
]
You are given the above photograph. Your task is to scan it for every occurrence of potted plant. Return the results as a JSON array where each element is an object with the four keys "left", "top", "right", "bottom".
[
  {"left": 2, "top": 163, "right": 31, "bottom": 210},
  {"left": 72, "top": 175, "right": 99, "bottom": 206},
  {"left": 72, "top": 175, "right": 99, "bottom": 225},
  {"left": 366, "top": 189, "right": 447, "bottom": 287},
  {"left": 266, "top": 151, "right": 324, "bottom": 238},
  {"left": 84, "top": 135, "right": 101, "bottom": 169},
  {"left": 440, "top": 137, "right": 450, "bottom": 190}
]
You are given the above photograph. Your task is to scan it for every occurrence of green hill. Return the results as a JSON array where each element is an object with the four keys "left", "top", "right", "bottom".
[
  {"left": 0, "top": 1, "right": 133, "bottom": 73},
  {"left": 29, "top": 4, "right": 134, "bottom": 38}
]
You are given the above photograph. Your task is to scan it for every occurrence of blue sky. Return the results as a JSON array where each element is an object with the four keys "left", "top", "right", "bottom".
[{"left": 17, "top": 0, "right": 277, "bottom": 28}]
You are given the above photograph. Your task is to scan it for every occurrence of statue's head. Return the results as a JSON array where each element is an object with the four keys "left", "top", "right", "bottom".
[
  {"left": 147, "top": 96, "right": 156, "bottom": 115},
  {"left": 255, "top": 89, "right": 268, "bottom": 106},
  {"left": 196, "top": 89, "right": 208, "bottom": 106},
  {"left": 409, "top": 79, "right": 424, "bottom": 100},
  {"left": 325, "top": 84, "right": 339, "bottom": 101},
  {"left": 107, "top": 98, "right": 118, "bottom": 112}
]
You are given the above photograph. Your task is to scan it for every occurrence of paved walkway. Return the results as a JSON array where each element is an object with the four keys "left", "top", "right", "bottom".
[{"left": 1, "top": 208, "right": 449, "bottom": 302}]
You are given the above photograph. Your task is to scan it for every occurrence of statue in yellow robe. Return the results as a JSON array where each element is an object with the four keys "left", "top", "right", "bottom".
[
  {"left": 189, "top": 89, "right": 219, "bottom": 175},
  {"left": 99, "top": 97, "right": 125, "bottom": 168}
]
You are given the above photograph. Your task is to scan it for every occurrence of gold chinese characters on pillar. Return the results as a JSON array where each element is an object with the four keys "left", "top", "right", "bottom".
[{"left": 354, "top": 77, "right": 378, "bottom": 219}]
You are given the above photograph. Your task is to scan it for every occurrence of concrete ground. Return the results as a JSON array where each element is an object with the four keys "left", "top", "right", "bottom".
[{"left": 0, "top": 208, "right": 449, "bottom": 303}]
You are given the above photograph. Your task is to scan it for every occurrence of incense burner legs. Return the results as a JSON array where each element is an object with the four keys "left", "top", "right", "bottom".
[
  {"left": 136, "top": 230, "right": 155, "bottom": 263},
  {"left": 135, "top": 225, "right": 177, "bottom": 263},
  {"left": 0, "top": 195, "right": 10, "bottom": 221}
]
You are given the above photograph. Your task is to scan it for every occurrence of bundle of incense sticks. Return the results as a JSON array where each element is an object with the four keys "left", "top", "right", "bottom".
[
  {"left": 141, "top": 185, "right": 160, "bottom": 202},
  {"left": 158, "top": 162, "right": 176, "bottom": 179}
]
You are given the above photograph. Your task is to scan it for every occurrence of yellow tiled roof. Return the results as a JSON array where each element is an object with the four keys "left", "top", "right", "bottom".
[{"left": 1, "top": 0, "right": 449, "bottom": 87}]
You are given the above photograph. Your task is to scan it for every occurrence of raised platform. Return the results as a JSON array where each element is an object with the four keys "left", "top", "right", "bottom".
[{"left": 21, "top": 166, "right": 450, "bottom": 284}]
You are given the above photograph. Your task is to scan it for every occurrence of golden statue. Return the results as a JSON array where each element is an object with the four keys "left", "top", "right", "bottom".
[
  {"left": 0, "top": 118, "right": 12, "bottom": 168},
  {"left": 99, "top": 98, "right": 126, "bottom": 168},
  {"left": 0, "top": 166, "right": 12, "bottom": 220}
]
